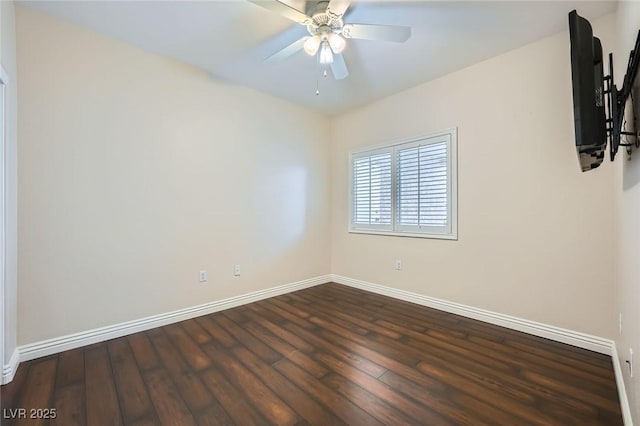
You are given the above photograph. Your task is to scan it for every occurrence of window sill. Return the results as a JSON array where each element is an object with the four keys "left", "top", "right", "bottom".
[{"left": 348, "top": 229, "right": 458, "bottom": 240}]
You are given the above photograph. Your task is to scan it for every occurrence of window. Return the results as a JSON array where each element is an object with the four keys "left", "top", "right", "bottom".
[
  {"left": 352, "top": 149, "right": 392, "bottom": 230},
  {"left": 349, "top": 129, "right": 457, "bottom": 239}
]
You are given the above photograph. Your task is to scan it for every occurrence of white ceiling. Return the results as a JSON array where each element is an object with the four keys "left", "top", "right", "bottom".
[{"left": 21, "top": 0, "right": 616, "bottom": 115}]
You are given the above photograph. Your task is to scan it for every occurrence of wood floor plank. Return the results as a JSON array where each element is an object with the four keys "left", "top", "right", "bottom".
[
  {"left": 163, "top": 323, "right": 212, "bottom": 371},
  {"left": 1, "top": 283, "right": 623, "bottom": 425},
  {"left": 127, "top": 333, "right": 160, "bottom": 372},
  {"left": 129, "top": 419, "right": 159, "bottom": 426},
  {"left": 200, "top": 367, "right": 267, "bottom": 426},
  {"left": 294, "top": 292, "right": 403, "bottom": 339},
  {"left": 312, "top": 316, "right": 422, "bottom": 366},
  {"left": 289, "top": 308, "right": 604, "bottom": 420},
  {"left": 107, "top": 338, "right": 157, "bottom": 423},
  {"left": 0, "top": 362, "right": 30, "bottom": 412},
  {"left": 241, "top": 320, "right": 330, "bottom": 378},
  {"left": 316, "top": 284, "right": 460, "bottom": 328},
  {"left": 355, "top": 325, "right": 576, "bottom": 424},
  {"left": 378, "top": 318, "right": 518, "bottom": 372},
  {"left": 322, "top": 295, "right": 455, "bottom": 337},
  {"left": 195, "top": 315, "right": 237, "bottom": 348},
  {"left": 202, "top": 344, "right": 299, "bottom": 425},
  {"left": 282, "top": 320, "right": 388, "bottom": 378},
  {"left": 247, "top": 307, "right": 316, "bottom": 352},
  {"left": 273, "top": 358, "right": 385, "bottom": 426},
  {"left": 312, "top": 296, "right": 620, "bottom": 426},
  {"left": 404, "top": 336, "right": 613, "bottom": 419},
  {"left": 215, "top": 313, "right": 282, "bottom": 364},
  {"left": 13, "top": 359, "right": 57, "bottom": 426},
  {"left": 292, "top": 319, "right": 550, "bottom": 424},
  {"left": 55, "top": 348, "right": 84, "bottom": 388},
  {"left": 520, "top": 368, "right": 621, "bottom": 413},
  {"left": 316, "top": 351, "right": 454, "bottom": 425},
  {"left": 244, "top": 302, "right": 286, "bottom": 325},
  {"left": 241, "top": 320, "right": 298, "bottom": 355},
  {"left": 268, "top": 296, "right": 312, "bottom": 319},
  {"left": 231, "top": 345, "right": 345, "bottom": 426},
  {"left": 391, "top": 318, "right": 617, "bottom": 395},
  {"left": 221, "top": 306, "right": 250, "bottom": 324},
  {"left": 290, "top": 290, "right": 376, "bottom": 323},
  {"left": 147, "top": 329, "right": 214, "bottom": 412},
  {"left": 181, "top": 318, "right": 213, "bottom": 345},
  {"left": 321, "top": 373, "right": 417, "bottom": 426},
  {"left": 504, "top": 336, "right": 616, "bottom": 374},
  {"left": 51, "top": 383, "right": 86, "bottom": 426},
  {"left": 373, "top": 324, "right": 617, "bottom": 418},
  {"left": 379, "top": 369, "right": 502, "bottom": 426},
  {"left": 85, "top": 345, "right": 123, "bottom": 426},
  {"left": 144, "top": 369, "right": 196, "bottom": 426},
  {"left": 256, "top": 298, "right": 316, "bottom": 330},
  {"left": 414, "top": 359, "right": 580, "bottom": 425},
  {"left": 465, "top": 331, "right": 613, "bottom": 381},
  {"left": 194, "top": 403, "right": 235, "bottom": 426}
]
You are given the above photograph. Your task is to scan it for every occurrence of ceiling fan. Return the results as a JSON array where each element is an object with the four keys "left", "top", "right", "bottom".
[{"left": 248, "top": 0, "right": 412, "bottom": 80}]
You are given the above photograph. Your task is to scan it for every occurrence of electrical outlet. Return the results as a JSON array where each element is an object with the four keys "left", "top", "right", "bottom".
[
  {"left": 619, "top": 312, "right": 623, "bottom": 335},
  {"left": 199, "top": 270, "right": 207, "bottom": 283},
  {"left": 234, "top": 264, "right": 241, "bottom": 276},
  {"left": 395, "top": 260, "right": 402, "bottom": 270}
]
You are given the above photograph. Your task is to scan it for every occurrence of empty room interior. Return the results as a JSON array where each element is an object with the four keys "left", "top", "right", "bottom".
[{"left": 1, "top": 0, "right": 640, "bottom": 424}]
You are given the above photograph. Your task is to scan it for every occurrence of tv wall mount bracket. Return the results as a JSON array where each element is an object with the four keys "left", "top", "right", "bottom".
[{"left": 604, "top": 30, "right": 640, "bottom": 160}]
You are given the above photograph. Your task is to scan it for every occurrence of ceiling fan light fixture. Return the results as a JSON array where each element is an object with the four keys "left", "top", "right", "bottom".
[
  {"left": 319, "top": 40, "right": 334, "bottom": 64},
  {"left": 327, "top": 32, "right": 346, "bottom": 54},
  {"left": 303, "top": 35, "right": 321, "bottom": 56}
]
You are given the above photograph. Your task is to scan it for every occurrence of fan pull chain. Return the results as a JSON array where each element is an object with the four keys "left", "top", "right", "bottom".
[{"left": 315, "top": 67, "right": 330, "bottom": 96}]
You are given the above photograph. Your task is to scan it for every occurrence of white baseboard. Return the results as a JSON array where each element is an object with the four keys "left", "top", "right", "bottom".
[
  {"left": 612, "top": 343, "right": 634, "bottom": 426},
  {"left": 17, "top": 275, "right": 331, "bottom": 364},
  {"left": 330, "top": 274, "right": 614, "bottom": 355},
  {"left": 12, "top": 274, "right": 615, "bottom": 361},
  {"left": 2, "top": 348, "right": 19, "bottom": 384}
]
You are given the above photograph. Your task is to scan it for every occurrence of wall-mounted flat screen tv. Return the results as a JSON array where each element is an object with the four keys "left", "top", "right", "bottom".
[{"left": 568, "top": 10, "right": 607, "bottom": 171}]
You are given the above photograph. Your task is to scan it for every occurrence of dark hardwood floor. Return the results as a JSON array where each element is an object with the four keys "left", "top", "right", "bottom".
[{"left": 0, "top": 283, "right": 622, "bottom": 425}]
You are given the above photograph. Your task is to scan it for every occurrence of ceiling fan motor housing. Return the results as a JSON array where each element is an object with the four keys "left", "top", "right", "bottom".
[{"left": 307, "top": 1, "right": 344, "bottom": 37}]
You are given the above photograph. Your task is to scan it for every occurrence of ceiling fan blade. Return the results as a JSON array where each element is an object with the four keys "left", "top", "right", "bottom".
[
  {"left": 326, "top": 0, "right": 351, "bottom": 19},
  {"left": 247, "top": 0, "right": 312, "bottom": 25},
  {"left": 330, "top": 53, "right": 349, "bottom": 80},
  {"left": 265, "top": 36, "right": 309, "bottom": 62},
  {"left": 342, "top": 23, "right": 411, "bottom": 43}
]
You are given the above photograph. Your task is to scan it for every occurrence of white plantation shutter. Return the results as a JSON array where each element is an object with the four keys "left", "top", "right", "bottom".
[
  {"left": 352, "top": 150, "right": 392, "bottom": 230},
  {"left": 349, "top": 129, "right": 456, "bottom": 239},
  {"left": 396, "top": 139, "right": 450, "bottom": 233}
]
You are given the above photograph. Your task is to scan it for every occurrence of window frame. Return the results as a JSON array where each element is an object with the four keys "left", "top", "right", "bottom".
[{"left": 348, "top": 128, "right": 458, "bottom": 240}]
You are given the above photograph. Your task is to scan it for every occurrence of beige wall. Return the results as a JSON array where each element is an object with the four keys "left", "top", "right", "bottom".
[
  {"left": 1, "top": 0, "right": 18, "bottom": 370},
  {"left": 16, "top": 6, "right": 330, "bottom": 345},
  {"left": 613, "top": 2, "right": 640, "bottom": 422},
  {"left": 330, "top": 15, "right": 616, "bottom": 338}
]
